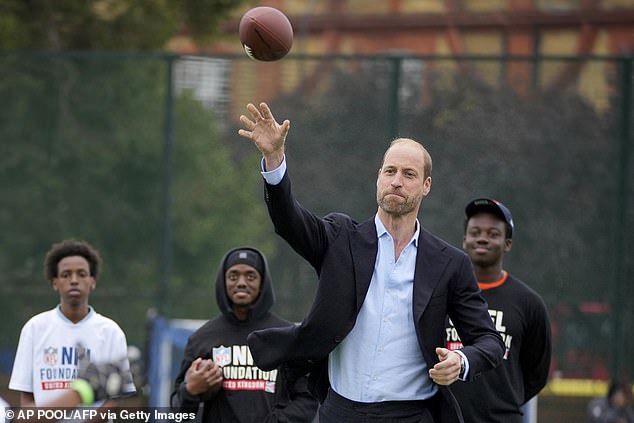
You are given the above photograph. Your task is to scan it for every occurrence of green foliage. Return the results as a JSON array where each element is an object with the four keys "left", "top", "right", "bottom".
[
  {"left": 266, "top": 61, "right": 621, "bottom": 307},
  {"left": 0, "top": 0, "right": 246, "bottom": 50},
  {"left": 0, "top": 53, "right": 271, "bottom": 347},
  {"left": 400, "top": 71, "right": 616, "bottom": 305},
  {"left": 268, "top": 66, "right": 391, "bottom": 219},
  {"left": 250, "top": 59, "right": 631, "bottom": 372},
  {"left": 1, "top": 51, "right": 630, "bottom": 382},
  {"left": 167, "top": 90, "right": 275, "bottom": 319}
]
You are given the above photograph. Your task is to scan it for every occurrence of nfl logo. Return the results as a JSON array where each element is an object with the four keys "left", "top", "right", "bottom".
[
  {"left": 43, "top": 347, "right": 58, "bottom": 366},
  {"left": 265, "top": 381, "right": 276, "bottom": 393},
  {"left": 212, "top": 346, "right": 231, "bottom": 367}
]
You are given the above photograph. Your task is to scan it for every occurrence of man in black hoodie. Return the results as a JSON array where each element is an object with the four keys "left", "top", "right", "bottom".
[{"left": 171, "top": 247, "right": 318, "bottom": 423}]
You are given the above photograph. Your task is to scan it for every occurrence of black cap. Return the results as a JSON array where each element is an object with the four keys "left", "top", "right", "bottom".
[
  {"left": 224, "top": 249, "right": 265, "bottom": 277},
  {"left": 465, "top": 198, "right": 514, "bottom": 239}
]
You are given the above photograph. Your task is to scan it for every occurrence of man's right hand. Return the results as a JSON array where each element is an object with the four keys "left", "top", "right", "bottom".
[
  {"left": 238, "top": 102, "right": 290, "bottom": 170},
  {"left": 184, "top": 358, "right": 223, "bottom": 397}
]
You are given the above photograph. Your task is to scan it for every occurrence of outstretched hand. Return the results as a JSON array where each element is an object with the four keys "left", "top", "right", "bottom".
[
  {"left": 238, "top": 102, "right": 290, "bottom": 170},
  {"left": 428, "top": 347, "right": 462, "bottom": 386}
]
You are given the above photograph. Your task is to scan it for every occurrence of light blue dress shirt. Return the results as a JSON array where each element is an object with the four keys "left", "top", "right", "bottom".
[
  {"left": 327, "top": 215, "right": 436, "bottom": 402},
  {"left": 261, "top": 157, "right": 469, "bottom": 402}
]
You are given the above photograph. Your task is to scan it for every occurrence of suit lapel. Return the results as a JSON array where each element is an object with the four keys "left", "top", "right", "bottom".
[
  {"left": 350, "top": 219, "right": 378, "bottom": 312},
  {"left": 413, "top": 228, "right": 450, "bottom": 321}
]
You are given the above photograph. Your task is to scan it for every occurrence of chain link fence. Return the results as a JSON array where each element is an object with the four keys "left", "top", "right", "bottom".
[{"left": 0, "top": 51, "right": 631, "bottom": 419}]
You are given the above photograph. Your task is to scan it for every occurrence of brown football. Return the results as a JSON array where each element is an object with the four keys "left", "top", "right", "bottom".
[{"left": 239, "top": 7, "right": 293, "bottom": 61}]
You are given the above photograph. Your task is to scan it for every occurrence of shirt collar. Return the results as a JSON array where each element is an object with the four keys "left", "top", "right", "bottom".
[
  {"left": 56, "top": 304, "right": 94, "bottom": 324},
  {"left": 374, "top": 214, "right": 420, "bottom": 248}
]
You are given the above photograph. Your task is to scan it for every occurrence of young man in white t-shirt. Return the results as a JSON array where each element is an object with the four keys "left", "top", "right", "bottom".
[
  {"left": 0, "top": 396, "right": 8, "bottom": 423},
  {"left": 9, "top": 239, "right": 136, "bottom": 406}
]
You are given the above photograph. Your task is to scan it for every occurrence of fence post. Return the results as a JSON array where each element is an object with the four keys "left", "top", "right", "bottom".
[
  {"left": 159, "top": 54, "right": 176, "bottom": 317},
  {"left": 386, "top": 54, "right": 402, "bottom": 140},
  {"left": 521, "top": 396, "right": 538, "bottom": 423},
  {"left": 610, "top": 55, "right": 632, "bottom": 380}
]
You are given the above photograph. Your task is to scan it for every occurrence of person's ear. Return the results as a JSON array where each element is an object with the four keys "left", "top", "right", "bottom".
[
  {"left": 504, "top": 239, "right": 512, "bottom": 253},
  {"left": 422, "top": 176, "right": 432, "bottom": 196}
]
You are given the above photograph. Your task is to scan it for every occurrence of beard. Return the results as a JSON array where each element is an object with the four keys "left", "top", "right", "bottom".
[{"left": 377, "top": 190, "right": 421, "bottom": 216}]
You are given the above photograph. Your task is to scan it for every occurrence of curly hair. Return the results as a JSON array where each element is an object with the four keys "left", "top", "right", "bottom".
[{"left": 44, "top": 239, "right": 102, "bottom": 283}]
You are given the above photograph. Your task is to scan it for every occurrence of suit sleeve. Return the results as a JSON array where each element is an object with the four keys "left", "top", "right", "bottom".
[
  {"left": 520, "top": 296, "right": 552, "bottom": 403},
  {"left": 264, "top": 367, "right": 318, "bottom": 423},
  {"left": 447, "top": 253, "right": 505, "bottom": 380},
  {"left": 264, "top": 171, "right": 340, "bottom": 271}
]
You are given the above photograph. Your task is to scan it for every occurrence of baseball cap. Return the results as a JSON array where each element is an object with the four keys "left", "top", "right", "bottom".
[{"left": 465, "top": 198, "right": 514, "bottom": 239}]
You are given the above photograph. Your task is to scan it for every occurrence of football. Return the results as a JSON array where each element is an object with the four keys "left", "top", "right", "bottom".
[{"left": 239, "top": 7, "right": 293, "bottom": 61}]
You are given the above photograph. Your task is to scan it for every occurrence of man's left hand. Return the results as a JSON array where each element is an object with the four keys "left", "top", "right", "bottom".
[{"left": 429, "top": 347, "right": 461, "bottom": 385}]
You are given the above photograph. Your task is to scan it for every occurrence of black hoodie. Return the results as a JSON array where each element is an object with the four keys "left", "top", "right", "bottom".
[{"left": 171, "top": 247, "right": 318, "bottom": 423}]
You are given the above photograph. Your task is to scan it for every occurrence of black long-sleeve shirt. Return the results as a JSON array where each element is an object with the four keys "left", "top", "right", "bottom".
[
  {"left": 445, "top": 273, "right": 552, "bottom": 423},
  {"left": 171, "top": 247, "right": 318, "bottom": 423}
]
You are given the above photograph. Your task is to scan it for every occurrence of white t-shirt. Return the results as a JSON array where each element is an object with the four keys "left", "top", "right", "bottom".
[
  {"left": 9, "top": 305, "right": 136, "bottom": 405},
  {"left": 0, "top": 396, "right": 9, "bottom": 423}
]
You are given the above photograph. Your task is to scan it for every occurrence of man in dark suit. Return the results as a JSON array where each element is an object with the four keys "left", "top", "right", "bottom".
[{"left": 238, "top": 102, "right": 504, "bottom": 423}]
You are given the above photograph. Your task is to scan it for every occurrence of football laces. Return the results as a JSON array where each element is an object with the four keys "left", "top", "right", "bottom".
[{"left": 243, "top": 44, "right": 256, "bottom": 60}]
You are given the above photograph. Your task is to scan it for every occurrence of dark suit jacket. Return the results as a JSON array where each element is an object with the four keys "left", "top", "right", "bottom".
[{"left": 248, "top": 171, "right": 504, "bottom": 419}]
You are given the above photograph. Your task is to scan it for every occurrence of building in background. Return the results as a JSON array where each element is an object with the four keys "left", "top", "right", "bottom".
[{"left": 168, "top": 0, "right": 634, "bottom": 108}]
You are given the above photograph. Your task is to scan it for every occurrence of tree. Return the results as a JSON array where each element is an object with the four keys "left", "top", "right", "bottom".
[
  {"left": 0, "top": 53, "right": 273, "bottom": 347},
  {"left": 0, "top": 0, "right": 246, "bottom": 50},
  {"left": 264, "top": 61, "right": 618, "bottom": 306},
  {"left": 0, "top": 0, "right": 257, "bottom": 348},
  {"left": 238, "top": 58, "right": 631, "bottom": 379}
]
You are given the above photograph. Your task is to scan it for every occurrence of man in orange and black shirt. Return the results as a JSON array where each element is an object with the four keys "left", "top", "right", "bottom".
[{"left": 445, "top": 198, "right": 552, "bottom": 423}]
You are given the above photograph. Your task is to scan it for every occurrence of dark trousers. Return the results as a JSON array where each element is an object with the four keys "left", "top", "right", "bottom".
[{"left": 319, "top": 389, "right": 437, "bottom": 423}]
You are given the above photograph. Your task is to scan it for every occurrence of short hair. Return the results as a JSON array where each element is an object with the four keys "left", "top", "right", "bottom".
[
  {"left": 607, "top": 381, "right": 632, "bottom": 401},
  {"left": 44, "top": 239, "right": 102, "bottom": 282},
  {"left": 382, "top": 138, "right": 433, "bottom": 179}
]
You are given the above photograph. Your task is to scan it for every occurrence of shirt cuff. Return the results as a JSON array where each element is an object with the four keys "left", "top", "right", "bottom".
[
  {"left": 454, "top": 350, "right": 470, "bottom": 381},
  {"left": 179, "top": 381, "right": 201, "bottom": 405},
  {"left": 260, "top": 156, "right": 286, "bottom": 185}
]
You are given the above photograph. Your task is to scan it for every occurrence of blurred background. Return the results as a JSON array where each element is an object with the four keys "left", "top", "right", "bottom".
[{"left": 0, "top": 0, "right": 632, "bottom": 421}]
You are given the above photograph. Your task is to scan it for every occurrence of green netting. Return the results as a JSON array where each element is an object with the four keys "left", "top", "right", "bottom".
[{"left": 0, "top": 51, "right": 631, "bottom": 384}]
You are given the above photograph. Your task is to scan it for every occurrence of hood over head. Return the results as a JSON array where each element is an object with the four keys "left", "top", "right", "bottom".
[{"left": 215, "top": 246, "right": 275, "bottom": 322}]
